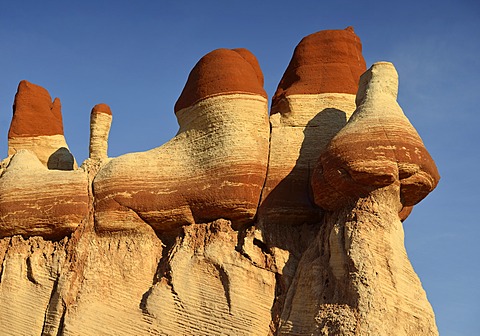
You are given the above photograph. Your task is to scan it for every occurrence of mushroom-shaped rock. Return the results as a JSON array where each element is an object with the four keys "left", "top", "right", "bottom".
[
  {"left": 8, "top": 80, "right": 77, "bottom": 170},
  {"left": 93, "top": 48, "right": 269, "bottom": 234},
  {"left": 258, "top": 27, "right": 367, "bottom": 227},
  {"left": 283, "top": 62, "right": 440, "bottom": 334},
  {"left": 89, "top": 103, "right": 112, "bottom": 160},
  {"left": 312, "top": 62, "right": 440, "bottom": 211},
  {"left": 0, "top": 150, "right": 89, "bottom": 239}
]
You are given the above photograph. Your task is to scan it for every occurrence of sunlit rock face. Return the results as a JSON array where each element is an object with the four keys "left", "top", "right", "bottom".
[
  {"left": 89, "top": 103, "right": 112, "bottom": 161},
  {"left": 0, "top": 82, "right": 88, "bottom": 241},
  {"left": 0, "top": 150, "right": 89, "bottom": 239},
  {"left": 0, "top": 29, "right": 440, "bottom": 336},
  {"left": 93, "top": 48, "right": 270, "bottom": 235},
  {"left": 280, "top": 62, "right": 439, "bottom": 335},
  {"left": 258, "top": 27, "right": 367, "bottom": 229},
  {"left": 8, "top": 80, "right": 77, "bottom": 170},
  {"left": 312, "top": 62, "right": 440, "bottom": 213}
]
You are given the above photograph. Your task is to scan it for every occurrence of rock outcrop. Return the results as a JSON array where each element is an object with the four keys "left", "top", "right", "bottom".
[
  {"left": 0, "top": 150, "right": 89, "bottom": 239},
  {"left": 0, "top": 82, "right": 89, "bottom": 240},
  {"left": 7, "top": 80, "right": 77, "bottom": 170},
  {"left": 89, "top": 103, "right": 112, "bottom": 161},
  {"left": 93, "top": 48, "right": 270, "bottom": 235},
  {"left": 279, "top": 62, "right": 439, "bottom": 335},
  {"left": 259, "top": 27, "right": 366, "bottom": 228},
  {"left": 0, "top": 28, "right": 439, "bottom": 336}
]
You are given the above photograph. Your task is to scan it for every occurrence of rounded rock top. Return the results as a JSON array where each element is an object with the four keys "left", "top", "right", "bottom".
[
  {"left": 91, "top": 103, "right": 112, "bottom": 115},
  {"left": 174, "top": 48, "right": 267, "bottom": 113},
  {"left": 272, "top": 26, "right": 366, "bottom": 109}
]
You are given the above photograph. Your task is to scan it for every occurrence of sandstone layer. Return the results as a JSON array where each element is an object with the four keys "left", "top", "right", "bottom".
[
  {"left": 93, "top": 48, "right": 270, "bottom": 235},
  {"left": 279, "top": 62, "right": 439, "bottom": 335},
  {"left": 8, "top": 80, "right": 77, "bottom": 170},
  {"left": 0, "top": 150, "right": 89, "bottom": 239},
  {"left": 258, "top": 27, "right": 366, "bottom": 231},
  {"left": 89, "top": 103, "right": 112, "bottom": 160},
  {"left": 0, "top": 28, "right": 440, "bottom": 336}
]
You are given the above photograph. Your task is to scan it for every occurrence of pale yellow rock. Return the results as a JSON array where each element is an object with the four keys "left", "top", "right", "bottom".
[
  {"left": 89, "top": 112, "right": 112, "bottom": 160},
  {"left": 281, "top": 62, "right": 439, "bottom": 335},
  {"left": 0, "top": 50, "right": 440, "bottom": 336},
  {"left": 8, "top": 134, "right": 77, "bottom": 170},
  {"left": 142, "top": 220, "right": 276, "bottom": 335},
  {"left": 0, "top": 150, "right": 89, "bottom": 239},
  {"left": 278, "top": 187, "right": 438, "bottom": 335},
  {"left": 94, "top": 93, "right": 270, "bottom": 233},
  {"left": 258, "top": 93, "right": 357, "bottom": 226},
  {"left": 0, "top": 236, "right": 68, "bottom": 335},
  {"left": 59, "top": 230, "right": 164, "bottom": 335}
]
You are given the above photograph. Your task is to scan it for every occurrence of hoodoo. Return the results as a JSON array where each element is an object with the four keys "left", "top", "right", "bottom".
[
  {"left": 282, "top": 62, "right": 440, "bottom": 335},
  {"left": 8, "top": 80, "right": 77, "bottom": 170},
  {"left": 0, "top": 29, "right": 440, "bottom": 336},
  {"left": 93, "top": 48, "right": 270, "bottom": 234},
  {"left": 259, "top": 27, "right": 367, "bottom": 228},
  {"left": 89, "top": 103, "right": 112, "bottom": 160}
]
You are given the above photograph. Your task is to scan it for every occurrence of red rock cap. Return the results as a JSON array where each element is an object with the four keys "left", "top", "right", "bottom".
[
  {"left": 174, "top": 48, "right": 267, "bottom": 113},
  {"left": 91, "top": 103, "right": 112, "bottom": 115},
  {"left": 8, "top": 80, "right": 64, "bottom": 138},
  {"left": 272, "top": 27, "right": 366, "bottom": 111}
]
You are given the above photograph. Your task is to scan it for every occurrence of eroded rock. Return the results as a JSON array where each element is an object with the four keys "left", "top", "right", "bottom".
[
  {"left": 93, "top": 48, "right": 270, "bottom": 235},
  {"left": 0, "top": 29, "right": 440, "bottom": 336},
  {"left": 259, "top": 27, "right": 367, "bottom": 228},
  {"left": 8, "top": 80, "right": 77, "bottom": 170},
  {"left": 281, "top": 62, "right": 440, "bottom": 335}
]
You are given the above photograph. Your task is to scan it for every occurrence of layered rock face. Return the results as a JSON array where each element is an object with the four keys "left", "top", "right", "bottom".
[
  {"left": 8, "top": 80, "right": 77, "bottom": 170},
  {"left": 89, "top": 103, "right": 112, "bottom": 160},
  {"left": 0, "top": 28, "right": 439, "bottom": 336},
  {"left": 0, "top": 82, "right": 89, "bottom": 240},
  {"left": 93, "top": 48, "right": 269, "bottom": 235},
  {"left": 259, "top": 27, "right": 366, "bottom": 229},
  {"left": 279, "top": 62, "right": 439, "bottom": 335}
]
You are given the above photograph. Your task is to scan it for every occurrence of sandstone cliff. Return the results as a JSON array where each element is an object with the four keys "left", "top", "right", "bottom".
[{"left": 0, "top": 27, "right": 439, "bottom": 335}]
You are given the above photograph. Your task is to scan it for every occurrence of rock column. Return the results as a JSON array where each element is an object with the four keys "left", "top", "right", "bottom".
[
  {"left": 279, "top": 62, "right": 440, "bottom": 335},
  {"left": 89, "top": 103, "right": 112, "bottom": 160}
]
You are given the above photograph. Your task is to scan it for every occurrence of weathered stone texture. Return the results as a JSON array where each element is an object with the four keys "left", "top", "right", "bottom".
[
  {"left": 93, "top": 48, "right": 269, "bottom": 235},
  {"left": 259, "top": 27, "right": 366, "bottom": 228},
  {"left": 8, "top": 80, "right": 77, "bottom": 169},
  {"left": 89, "top": 103, "right": 112, "bottom": 160},
  {"left": 0, "top": 28, "right": 440, "bottom": 336},
  {"left": 287, "top": 61, "right": 440, "bottom": 335}
]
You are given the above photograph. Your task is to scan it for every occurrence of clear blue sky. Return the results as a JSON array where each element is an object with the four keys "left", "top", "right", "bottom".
[{"left": 1, "top": 1, "right": 478, "bottom": 334}]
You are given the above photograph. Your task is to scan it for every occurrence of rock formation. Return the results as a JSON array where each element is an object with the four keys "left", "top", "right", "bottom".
[
  {"left": 280, "top": 62, "right": 439, "bottom": 335},
  {"left": 89, "top": 103, "right": 112, "bottom": 161},
  {"left": 93, "top": 48, "right": 270, "bottom": 235},
  {"left": 259, "top": 27, "right": 366, "bottom": 228},
  {"left": 0, "top": 28, "right": 439, "bottom": 335},
  {"left": 7, "top": 80, "right": 77, "bottom": 170}
]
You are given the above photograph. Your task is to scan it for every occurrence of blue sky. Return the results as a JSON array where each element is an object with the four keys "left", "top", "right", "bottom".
[{"left": 1, "top": 1, "right": 478, "bottom": 334}]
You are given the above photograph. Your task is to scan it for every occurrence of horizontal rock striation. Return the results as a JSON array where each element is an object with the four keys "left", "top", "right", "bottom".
[
  {"left": 259, "top": 27, "right": 367, "bottom": 229},
  {"left": 89, "top": 103, "right": 112, "bottom": 160},
  {"left": 281, "top": 62, "right": 439, "bottom": 335},
  {"left": 93, "top": 48, "right": 270, "bottom": 235},
  {"left": 0, "top": 29, "right": 440, "bottom": 336},
  {"left": 8, "top": 80, "right": 77, "bottom": 170},
  {"left": 312, "top": 62, "right": 440, "bottom": 213},
  {"left": 0, "top": 150, "right": 89, "bottom": 239}
]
